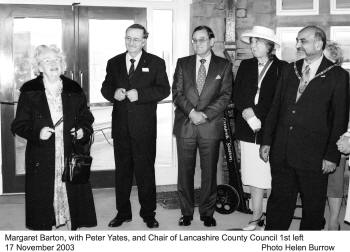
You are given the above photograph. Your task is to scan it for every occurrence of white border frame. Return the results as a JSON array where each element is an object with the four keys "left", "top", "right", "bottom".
[
  {"left": 330, "top": 0, "right": 350, "bottom": 15},
  {"left": 330, "top": 26, "right": 350, "bottom": 69},
  {"left": 276, "top": 0, "right": 319, "bottom": 16}
]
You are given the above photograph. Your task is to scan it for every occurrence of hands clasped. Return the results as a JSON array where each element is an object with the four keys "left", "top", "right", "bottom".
[
  {"left": 189, "top": 110, "right": 207, "bottom": 125},
  {"left": 336, "top": 133, "right": 350, "bottom": 154},
  {"left": 114, "top": 88, "right": 138, "bottom": 102}
]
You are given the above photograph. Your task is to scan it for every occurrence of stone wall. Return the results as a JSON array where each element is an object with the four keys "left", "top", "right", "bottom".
[{"left": 190, "top": 0, "right": 229, "bottom": 58}]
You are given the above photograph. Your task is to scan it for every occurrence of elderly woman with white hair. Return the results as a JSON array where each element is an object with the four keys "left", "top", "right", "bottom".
[
  {"left": 11, "top": 45, "right": 97, "bottom": 230},
  {"left": 233, "top": 26, "right": 287, "bottom": 230}
]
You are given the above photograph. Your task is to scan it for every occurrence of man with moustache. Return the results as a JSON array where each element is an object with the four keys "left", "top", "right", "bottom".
[
  {"left": 260, "top": 26, "right": 349, "bottom": 230},
  {"left": 172, "top": 26, "right": 232, "bottom": 227},
  {"left": 101, "top": 24, "right": 170, "bottom": 228}
]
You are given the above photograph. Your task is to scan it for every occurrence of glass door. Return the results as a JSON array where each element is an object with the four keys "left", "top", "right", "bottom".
[
  {"left": 0, "top": 4, "right": 147, "bottom": 193},
  {"left": 77, "top": 6, "right": 146, "bottom": 188},
  {"left": 0, "top": 4, "right": 74, "bottom": 193}
]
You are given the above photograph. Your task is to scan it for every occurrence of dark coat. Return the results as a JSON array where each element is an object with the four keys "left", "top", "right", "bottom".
[
  {"left": 233, "top": 55, "right": 287, "bottom": 144},
  {"left": 172, "top": 53, "right": 233, "bottom": 139},
  {"left": 11, "top": 75, "right": 97, "bottom": 230},
  {"left": 100, "top": 50, "right": 170, "bottom": 140},
  {"left": 262, "top": 57, "right": 349, "bottom": 170}
]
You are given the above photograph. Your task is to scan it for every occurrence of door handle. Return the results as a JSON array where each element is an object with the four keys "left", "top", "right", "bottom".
[
  {"left": 79, "top": 70, "right": 83, "bottom": 86},
  {"left": 70, "top": 70, "right": 74, "bottom": 80}
]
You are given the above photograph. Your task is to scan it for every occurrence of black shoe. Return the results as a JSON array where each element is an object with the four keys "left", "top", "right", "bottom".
[
  {"left": 178, "top": 216, "right": 193, "bottom": 226},
  {"left": 200, "top": 216, "right": 216, "bottom": 227},
  {"left": 108, "top": 215, "right": 132, "bottom": 227},
  {"left": 144, "top": 218, "right": 159, "bottom": 228}
]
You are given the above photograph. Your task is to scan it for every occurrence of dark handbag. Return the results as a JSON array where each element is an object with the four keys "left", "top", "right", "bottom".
[{"left": 62, "top": 128, "right": 93, "bottom": 184}]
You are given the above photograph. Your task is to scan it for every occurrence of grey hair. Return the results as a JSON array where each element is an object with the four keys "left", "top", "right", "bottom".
[
  {"left": 324, "top": 41, "right": 343, "bottom": 65},
  {"left": 32, "top": 44, "right": 67, "bottom": 76}
]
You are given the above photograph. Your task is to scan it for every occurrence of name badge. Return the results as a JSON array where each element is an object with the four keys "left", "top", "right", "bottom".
[{"left": 142, "top": 68, "right": 149, "bottom": 72}]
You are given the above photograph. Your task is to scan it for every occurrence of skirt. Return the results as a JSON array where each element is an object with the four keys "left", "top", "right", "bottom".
[{"left": 240, "top": 141, "right": 271, "bottom": 189}]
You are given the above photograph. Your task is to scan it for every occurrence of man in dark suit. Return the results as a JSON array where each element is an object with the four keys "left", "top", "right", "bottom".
[
  {"left": 260, "top": 26, "right": 349, "bottom": 230},
  {"left": 172, "top": 26, "right": 233, "bottom": 227},
  {"left": 101, "top": 24, "right": 170, "bottom": 228}
]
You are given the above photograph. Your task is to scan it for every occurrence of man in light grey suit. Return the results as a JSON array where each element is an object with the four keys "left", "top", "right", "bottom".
[{"left": 172, "top": 25, "right": 233, "bottom": 227}]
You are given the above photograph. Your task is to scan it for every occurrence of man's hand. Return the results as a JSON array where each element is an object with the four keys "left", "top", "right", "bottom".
[
  {"left": 259, "top": 145, "right": 270, "bottom": 163},
  {"left": 189, "top": 110, "right": 206, "bottom": 125},
  {"left": 242, "top": 107, "right": 255, "bottom": 121},
  {"left": 39, "top": 127, "right": 55, "bottom": 140},
  {"left": 114, "top": 88, "right": 126, "bottom": 101},
  {"left": 336, "top": 134, "right": 350, "bottom": 154},
  {"left": 322, "top": 159, "right": 336, "bottom": 174},
  {"left": 126, "top": 89, "right": 138, "bottom": 102}
]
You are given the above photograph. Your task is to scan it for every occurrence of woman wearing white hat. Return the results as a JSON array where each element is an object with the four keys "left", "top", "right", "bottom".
[{"left": 233, "top": 26, "right": 287, "bottom": 230}]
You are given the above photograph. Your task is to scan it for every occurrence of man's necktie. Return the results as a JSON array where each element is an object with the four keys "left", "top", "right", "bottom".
[
  {"left": 197, "top": 58, "right": 206, "bottom": 95},
  {"left": 296, "top": 64, "right": 310, "bottom": 102},
  {"left": 128, "top": 58, "right": 135, "bottom": 79}
]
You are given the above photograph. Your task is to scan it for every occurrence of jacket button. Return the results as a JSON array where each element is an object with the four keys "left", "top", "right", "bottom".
[
  {"left": 289, "top": 126, "right": 293, "bottom": 130},
  {"left": 292, "top": 110, "right": 296, "bottom": 114}
]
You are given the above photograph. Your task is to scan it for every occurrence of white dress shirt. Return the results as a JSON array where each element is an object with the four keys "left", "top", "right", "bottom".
[
  {"left": 196, "top": 53, "right": 212, "bottom": 82},
  {"left": 126, "top": 51, "right": 142, "bottom": 73}
]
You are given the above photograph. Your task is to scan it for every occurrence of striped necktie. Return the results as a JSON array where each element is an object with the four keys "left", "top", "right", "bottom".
[
  {"left": 296, "top": 64, "right": 310, "bottom": 101},
  {"left": 197, "top": 58, "right": 206, "bottom": 94},
  {"left": 128, "top": 58, "right": 136, "bottom": 79}
]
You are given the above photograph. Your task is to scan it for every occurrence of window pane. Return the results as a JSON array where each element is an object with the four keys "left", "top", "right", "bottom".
[
  {"left": 89, "top": 19, "right": 134, "bottom": 104},
  {"left": 90, "top": 106, "right": 114, "bottom": 171},
  {"left": 282, "top": 0, "right": 314, "bottom": 10},
  {"left": 337, "top": 0, "right": 350, "bottom": 8},
  {"left": 13, "top": 18, "right": 62, "bottom": 175}
]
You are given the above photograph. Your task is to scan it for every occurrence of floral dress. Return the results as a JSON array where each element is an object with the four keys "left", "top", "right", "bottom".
[{"left": 44, "top": 80, "right": 71, "bottom": 229}]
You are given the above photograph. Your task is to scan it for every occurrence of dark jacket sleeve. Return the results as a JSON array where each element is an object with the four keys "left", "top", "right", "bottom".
[
  {"left": 172, "top": 59, "right": 195, "bottom": 116},
  {"left": 202, "top": 61, "right": 233, "bottom": 120},
  {"left": 233, "top": 60, "right": 255, "bottom": 112},
  {"left": 100, "top": 59, "right": 116, "bottom": 103},
  {"left": 261, "top": 64, "right": 290, "bottom": 146},
  {"left": 137, "top": 58, "right": 170, "bottom": 103},
  {"left": 11, "top": 92, "right": 42, "bottom": 143},
  {"left": 324, "top": 69, "right": 349, "bottom": 163},
  {"left": 253, "top": 60, "right": 288, "bottom": 121}
]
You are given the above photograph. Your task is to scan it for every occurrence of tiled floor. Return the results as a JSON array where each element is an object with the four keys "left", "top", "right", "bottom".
[{"left": 0, "top": 188, "right": 349, "bottom": 231}]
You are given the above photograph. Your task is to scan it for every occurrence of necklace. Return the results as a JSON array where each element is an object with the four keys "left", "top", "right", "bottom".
[{"left": 294, "top": 62, "right": 336, "bottom": 94}]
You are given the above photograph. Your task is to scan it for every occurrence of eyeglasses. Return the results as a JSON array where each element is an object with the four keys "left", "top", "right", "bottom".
[
  {"left": 191, "top": 38, "right": 209, "bottom": 44},
  {"left": 125, "top": 37, "right": 143, "bottom": 43},
  {"left": 40, "top": 58, "right": 61, "bottom": 65}
]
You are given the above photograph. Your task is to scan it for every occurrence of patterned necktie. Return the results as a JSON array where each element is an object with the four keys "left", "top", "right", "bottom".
[
  {"left": 296, "top": 64, "right": 310, "bottom": 102},
  {"left": 128, "top": 58, "right": 136, "bottom": 79},
  {"left": 197, "top": 58, "right": 206, "bottom": 95}
]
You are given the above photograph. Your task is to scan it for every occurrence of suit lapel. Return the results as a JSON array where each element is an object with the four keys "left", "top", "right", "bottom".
[
  {"left": 294, "top": 57, "right": 331, "bottom": 103},
  {"left": 201, "top": 54, "right": 218, "bottom": 95},
  {"left": 187, "top": 55, "right": 198, "bottom": 96},
  {"left": 128, "top": 50, "right": 148, "bottom": 84}
]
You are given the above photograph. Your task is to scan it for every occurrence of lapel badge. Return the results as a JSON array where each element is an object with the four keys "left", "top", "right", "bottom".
[
  {"left": 320, "top": 75, "right": 326, "bottom": 78},
  {"left": 215, "top": 75, "right": 221, "bottom": 80},
  {"left": 142, "top": 67, "right": 149, "bottom": 72}
]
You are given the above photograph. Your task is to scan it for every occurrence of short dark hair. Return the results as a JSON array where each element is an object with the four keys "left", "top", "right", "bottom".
[
  {"left": 299, "top": 25, "right": 327, "bottom": 50},
  {"left": 192, "top": 25, "right": 215, "bottom": 39},
  {"left": 126, "top": 23, "right": 149, "bottom": 39}
]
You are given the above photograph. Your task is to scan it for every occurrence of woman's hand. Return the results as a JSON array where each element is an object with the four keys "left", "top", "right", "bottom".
[
  {"left": 39, "top": 127, "right": 55, "bottom": 140},
  {"left": 70, "top": 128, "right": 84, "bottom": 139},
  {"left": 242, "top": 107, "right": 255, "bottom": 121}
]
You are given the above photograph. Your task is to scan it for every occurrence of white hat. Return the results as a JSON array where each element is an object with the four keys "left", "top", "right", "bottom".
[{"left": 241, "top": 26, "right": 280, "bottom": 48}]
